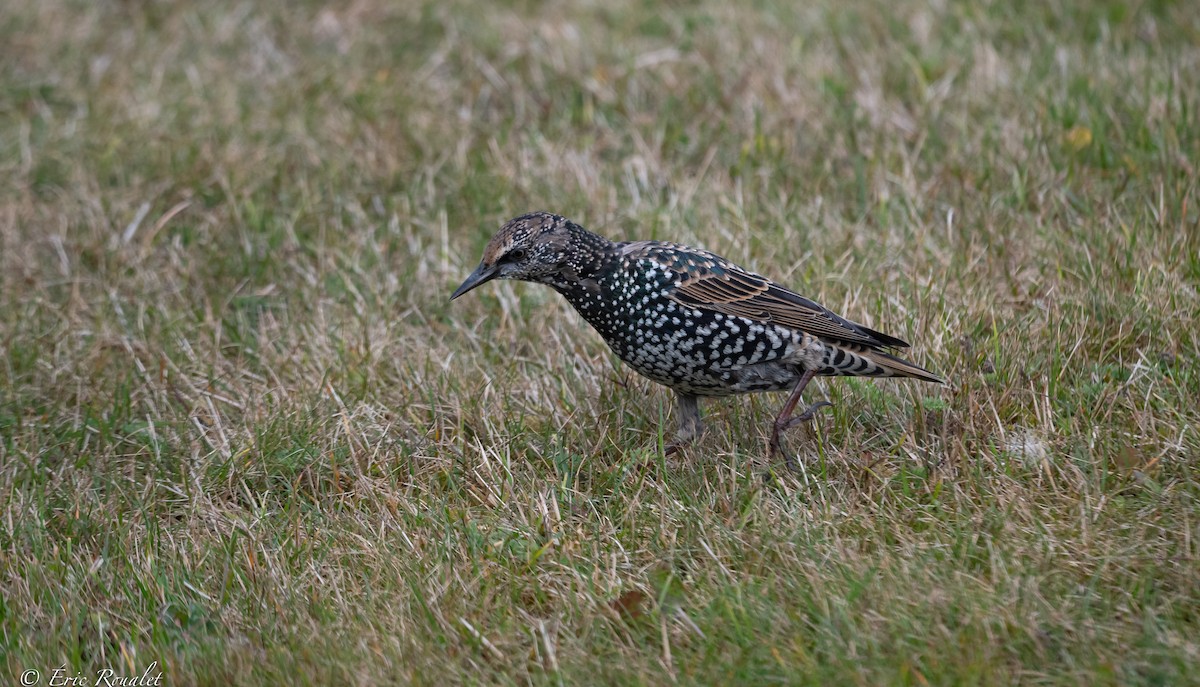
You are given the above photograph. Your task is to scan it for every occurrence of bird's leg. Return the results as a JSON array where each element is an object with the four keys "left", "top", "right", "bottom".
[
  {"left": 665, "top": 392, "right": 702, "bottom": 455},
  {"left": 769, "top": 369, "right": 833, "bottom": 469}
]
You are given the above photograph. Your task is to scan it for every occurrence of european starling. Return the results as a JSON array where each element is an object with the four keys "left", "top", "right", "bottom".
[{"left": 452, "top": 211, "right": 943, "bottom": 465}]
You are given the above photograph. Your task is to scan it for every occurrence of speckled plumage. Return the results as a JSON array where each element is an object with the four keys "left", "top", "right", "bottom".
[{"left": 452, "top": 211, "right": 943, "bottom": 464}]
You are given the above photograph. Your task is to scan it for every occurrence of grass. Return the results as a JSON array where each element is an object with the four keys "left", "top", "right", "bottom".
[{"left": 1, "top": 0, "right": 1198, "bottom": 684}]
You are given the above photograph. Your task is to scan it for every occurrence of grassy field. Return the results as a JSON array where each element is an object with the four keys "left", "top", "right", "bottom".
[{"left": 2, "top": 0, "right": 1198, "bottom": 684}]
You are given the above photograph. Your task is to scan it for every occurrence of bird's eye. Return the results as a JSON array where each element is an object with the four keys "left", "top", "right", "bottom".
[{"left": 509, "top": 249, "right": 526, "bottom": 261}]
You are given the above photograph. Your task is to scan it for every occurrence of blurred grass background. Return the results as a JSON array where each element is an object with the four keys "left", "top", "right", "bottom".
[{"left": 1, "top": 0, "right": 1198, "bottom": 684}]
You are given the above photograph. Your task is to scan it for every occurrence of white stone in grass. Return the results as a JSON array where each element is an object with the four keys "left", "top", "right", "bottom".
[{"left": 1004, "top": 429, "right": 1050, "bottom": 469}]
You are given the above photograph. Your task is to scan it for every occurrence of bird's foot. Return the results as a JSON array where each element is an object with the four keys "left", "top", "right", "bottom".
[
  {"left": 769, "top": 401, "right": 833, "bottom": 471},
  {"left": 666, "top": 393, "right": 702, "bottom": 457},
  {"left": 664, "top": 431, "right": 702, "bottom": 456},
  {"left": 782, "top": 401, "right": 833, "bottom": 431}
]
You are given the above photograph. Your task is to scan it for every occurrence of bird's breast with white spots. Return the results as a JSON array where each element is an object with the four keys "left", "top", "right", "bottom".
[{"left": 559, "top": 257, "right": 810, "bottom": 395}]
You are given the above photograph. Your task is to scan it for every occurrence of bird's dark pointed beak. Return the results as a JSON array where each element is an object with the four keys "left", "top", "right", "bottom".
[{"left": 450, "top": 263, "right": 500, "bottom": 300}]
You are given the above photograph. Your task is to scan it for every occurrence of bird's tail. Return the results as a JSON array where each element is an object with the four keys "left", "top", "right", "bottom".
[{"left": 824, "top": 343, "right": 945, "bottom": 384}]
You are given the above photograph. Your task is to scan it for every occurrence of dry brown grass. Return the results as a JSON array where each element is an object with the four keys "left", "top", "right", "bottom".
[{"left": 1, "top": 0, "right": 1198, "bottom": 684}]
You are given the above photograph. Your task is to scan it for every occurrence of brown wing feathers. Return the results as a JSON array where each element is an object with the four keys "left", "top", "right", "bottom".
[{"left": 671, "top": 266, "right": 909, "bottom": 350}]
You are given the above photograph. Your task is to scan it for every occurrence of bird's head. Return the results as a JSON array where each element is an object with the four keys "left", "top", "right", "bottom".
[{"left": 451, "top": 212, "right": 587, "bottom": 299}]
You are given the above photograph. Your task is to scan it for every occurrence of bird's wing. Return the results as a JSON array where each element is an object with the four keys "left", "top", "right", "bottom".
[{"left": 658, "top": 248, "right": 910, "bottom": 349}]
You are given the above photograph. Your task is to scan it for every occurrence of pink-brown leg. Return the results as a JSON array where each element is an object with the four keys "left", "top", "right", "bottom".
[
  {"left": 665, "top": 392, "right": 701, "bottom": 455},
  {"left": 769, "top": 369, "right": 833, "bottom": 469}
]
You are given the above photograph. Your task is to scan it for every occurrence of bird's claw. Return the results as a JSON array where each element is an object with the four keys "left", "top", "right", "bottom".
[
  {"left": 786, "top": 401, "right": 833, "bottom": 429},
  {"left": 769, "top": 401, "right": 833, "bottom": 471}
]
